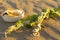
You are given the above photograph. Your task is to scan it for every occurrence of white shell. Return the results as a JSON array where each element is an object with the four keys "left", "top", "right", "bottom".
[{"left": 1, "top": 9, "right": 24, "bottom": 22}]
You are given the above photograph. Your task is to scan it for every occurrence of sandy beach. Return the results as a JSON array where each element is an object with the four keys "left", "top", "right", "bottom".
[{"left": 0, "top": 0, "right": 60, "bottom": 40}]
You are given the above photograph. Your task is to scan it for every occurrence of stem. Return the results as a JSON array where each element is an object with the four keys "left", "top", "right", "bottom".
[{"left": 5, "top": 32, "right": 7, "bottom": 38}]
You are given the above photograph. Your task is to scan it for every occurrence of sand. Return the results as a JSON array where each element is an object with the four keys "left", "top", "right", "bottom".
[{"left": 0, "top": 0, "right": 60, "bottom": 40}]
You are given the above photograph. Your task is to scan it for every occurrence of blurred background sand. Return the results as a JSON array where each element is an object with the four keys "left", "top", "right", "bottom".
[{"left": 0, "top": 0, "right": 60, "bottom": 40}]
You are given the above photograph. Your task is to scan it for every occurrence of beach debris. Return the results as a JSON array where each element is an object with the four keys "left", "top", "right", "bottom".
[{"left": 5, "top": 8, "right": 60, "bottom": 37}]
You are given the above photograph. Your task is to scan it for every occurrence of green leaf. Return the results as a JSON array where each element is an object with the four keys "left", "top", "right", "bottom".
[{"left": 42, "top": 8, "right": 47, "bottom": 12}]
